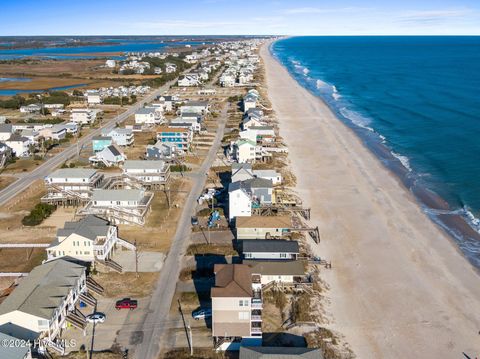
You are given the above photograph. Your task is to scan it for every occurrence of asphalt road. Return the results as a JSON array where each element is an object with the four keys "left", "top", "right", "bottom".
[
  {"left": 131, "top": 103, "right": 229, "bottom": 359},
  {"left": 0, "top": 81, "right": 174, "bottom": 207}
]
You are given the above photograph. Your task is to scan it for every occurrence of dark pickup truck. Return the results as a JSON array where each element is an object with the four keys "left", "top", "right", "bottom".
[{"left": 115, "top": 298, "right": 138, "bottom": 310}]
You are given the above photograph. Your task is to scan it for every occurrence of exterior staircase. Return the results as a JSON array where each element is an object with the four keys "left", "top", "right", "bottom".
[
  {"left": 79, "top": 291, "right": 97, "bottom": 307},
  {"left": 86, "top": 277, "right": 104, "bottom": 296},
  {"left": 66, "top": 309, "right": 87, "bottom": 330},
  {"left": 98, "top": 258, "right": 123, "bottom": 273}
]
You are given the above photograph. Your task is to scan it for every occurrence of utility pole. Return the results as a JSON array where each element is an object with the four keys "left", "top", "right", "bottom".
[
  {"left": 187, "top": 321, "right": 193, "bottom": 356},
  {"left": 134, "top": 240, "right": 138, "bottom": 278}
]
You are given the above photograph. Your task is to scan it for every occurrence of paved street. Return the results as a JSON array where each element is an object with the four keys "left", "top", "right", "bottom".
[
  {"left": 130, "top": 103, "right": 229, "bottom": 359},
  {"left": 0, "top": 81, "right": 174, "bottom": 206}
]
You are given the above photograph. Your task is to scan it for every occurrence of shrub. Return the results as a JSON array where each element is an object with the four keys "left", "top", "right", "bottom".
[
  {"left": 22, "top": 203, "right": 56, "bottom": 226},
  {"left": 170, "top": 164, "right": 190, "bottom": 172}
]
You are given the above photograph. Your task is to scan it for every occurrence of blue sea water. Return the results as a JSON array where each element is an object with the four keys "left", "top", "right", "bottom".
[{"left": 272, "top": 36, "right": 480, "bottom": 264}]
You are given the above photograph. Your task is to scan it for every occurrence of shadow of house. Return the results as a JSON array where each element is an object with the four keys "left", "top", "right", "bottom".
[
  {"left": 262, "top": 332, "right": 308, "bottom": 348},
  {"left": 192, "top": 254, "right": 228, "bottom": 329}
]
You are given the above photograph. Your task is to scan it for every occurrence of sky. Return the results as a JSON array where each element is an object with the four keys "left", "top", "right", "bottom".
[{"left": 1, "top": 0, "right": 480, "bottom": 36}]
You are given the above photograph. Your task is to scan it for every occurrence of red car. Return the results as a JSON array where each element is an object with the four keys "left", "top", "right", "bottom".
[{"left": 115, "top": 298, "right": 138, "bottom": 310}]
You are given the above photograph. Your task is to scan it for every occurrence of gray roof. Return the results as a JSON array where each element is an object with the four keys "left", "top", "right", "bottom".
[
  {"left": 0, "top": 124, "right": 13, "bottom": 133},
  {"left": 0, "top": 332, "right": 30, "bottom": 359},
  {"left": 243, "top": 260, "right": 306, "bottom": 276},
  {"left": 181, "top": 112, "right": 201, "bottom": 118},
  {"left": 232, "top": 162, "right": 253, "bottom": 172},
  {"left": 47, "top": 168, "right": 97, "bottom": 179},
  {"left": 241, "top": 239, "right": 299, "bottom": 254},
  {"left": 184, "top": 100, "right": 208, "bottom": 107},
  {"left": 229, "top": 177, "right": 272, "bottom": 193},
  {"left": 56, "top": 215, "right": 110, "bottom": 241},
  {"left": 136, "top": 107, "right": 156, "bottom": 115},
  {"left": 92, "top": 189, "right": 144, "bottom": 202},
  {"left": 240, "top": 347, "right": 323, "bottom": 359},
  {"left": 253, "top": 170, "right": 280, "bottom": 178},
  {"left": 0, "top": 259, "right": 85, "bottom": 320},
  {"left": 249, "top": 126, "right": 274, "bottom": 131},
  {"left": 93, "top": 135, "right": 111, "bottom": 141},
  {"left": 123, "top": 160, "right": 166, "bottom": 170}
]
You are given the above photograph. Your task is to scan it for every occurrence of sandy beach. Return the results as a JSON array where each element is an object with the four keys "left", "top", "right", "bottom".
[{"left": 261, "top": 41, "right": 480, "bottom": 358}]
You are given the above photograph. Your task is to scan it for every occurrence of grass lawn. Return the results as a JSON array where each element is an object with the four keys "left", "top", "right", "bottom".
[
  {"left": 92, "top": 272, "right": 159, "bottom": 298},
  {"left": 186, "top": 243, "right": 237, "bottom": 256},
  {"left": 0, "top": 176, "right": 16, "bottom": 191}
]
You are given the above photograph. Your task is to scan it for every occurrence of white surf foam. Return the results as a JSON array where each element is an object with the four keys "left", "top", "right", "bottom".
[
  {"left": 339, "top": 107, "right": 374, "bottom": 132},
  {"left": 463, "top": 206, "right": 480, "bottom": 232},
  {"left": 391, "top": 151, "right": 412, "bottom": 172},
  {"left": 332, "top": 85, "right": 341, "bottom": 100}
]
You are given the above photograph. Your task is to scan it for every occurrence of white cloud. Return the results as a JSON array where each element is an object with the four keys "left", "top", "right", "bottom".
[
  {"left": 282, "top": 6, "right": 369, "bottom": 15},
  {"left": 397, "top": 9, "right": 474, "bottom": 23}
]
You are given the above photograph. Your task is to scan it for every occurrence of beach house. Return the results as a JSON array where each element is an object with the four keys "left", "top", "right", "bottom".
[
  {"left": 211, "top": 264, "right": 262, "bottom": 351},
  {"left": 81, "top": 189, "right": 153, "bottom": 225},
  {"left": 38, "top": 124, "right": 67, "bottom": 141},
  {"left": 236, "top": 215, "right": 292, "bottom": 240},
  {"left": 5, "top": 134, "right": 30, "bottom": 157},
  {"left": 240, "top": 239, "right": 299, "bottom": 261},
  {"left": 122, "top": 160, "right": 170, "bottom": 186},
  {"left": 243, "top": 94, "right": 257, "bottom": 113},
  {"left": 156, "top": 127, "right": 192, "bottom": 153},
  {"left": 19, "top": 104, "right": 42, "bottom": 114},
  {"left": 145, "top": 141, "right": 177, "bottom": 161},
  {"left": 70, "top": 109, "right": 97, "bottom": 125},
  {"left": 244, "top": 260, "right": 307, "bottom": 286},
  {"left": 86, "top": 90, "right": 102, "bottom": 105},
  {"left": 0, "top": 123, "right": 13, "bottom": 141},
  {"left": 42, "top": 168, "right": 104, "bottom": 205},
  {"left": 89, "top": 144, "right": 126, "bottom": 167},
  {"left": 178, "top": 74, "right": 201, "bottom": 87},
  {"left": 92, "top": 136, "right": 112, "bottom": 152},
  {"left": 165, "top": 63, "right": 177, "bottom": 73},
  {"left": 231, "top": 163, "right": 282, "bottom": 185},
  {"left": 135, "top": 108, "right": 161, "bottom": 125},
  {"left": 228, "top": 182, "right": 253, "bottom": 221},
  {"left": 46, "top": 215, "right": 135, "bottom": 268},
  {"left": 0, "top": 259, "right": 88, "bottom": 355},
  {"left": 180, "top": 100, "right": 209, "bottom": 115},
  {"left": 156, "top": 95, "right": 177, "bottom": 112},
  {"left": 242, "top": 116, "right": 266, "bottom": 130},
  {"left": 101, "top": 128, "right": 134, "bottom": 147},
  {"left": 230, "top": 139, "right": 257, "bottom": 163},
  {"left": 228, "top": 178, "right": 273, "bottom": 221}
]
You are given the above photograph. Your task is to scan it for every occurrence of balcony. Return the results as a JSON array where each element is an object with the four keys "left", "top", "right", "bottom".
[
  {"left": 251, "top": 298, "right": 262, "bottom": 309},
  {"left": 251, "top": 315, "right": 262, "bottom": 321},
  {"left": 251, "top": 326, "right": 262, "bottom": 335}
]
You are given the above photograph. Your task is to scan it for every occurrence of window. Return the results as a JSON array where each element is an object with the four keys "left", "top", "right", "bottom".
[
  {"left": 238, "top": 311, "right": 249, "bottom": 320},
  {"left": 280, "top": 253, "right": 287, "bottom": 258},
  {"left": 38, "top": 319, "right": 49, "bottom": 330},
  {"left": 239, "top": 300, "right": 244, "bottom": 307}
]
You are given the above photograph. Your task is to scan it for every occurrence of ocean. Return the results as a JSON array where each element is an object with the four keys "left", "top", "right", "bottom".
[{"left": 271, "top": 36, "right": 480, "bottom": 266}]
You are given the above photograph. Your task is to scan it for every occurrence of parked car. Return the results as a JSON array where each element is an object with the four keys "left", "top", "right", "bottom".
[
  {"left": 86, "top": 312, "right": 106, "bottom": 324},
  {"left": 115, "top": 298, "right": 138, "bottom": 310},
  {"left": 191, "top": 216, "right": 199, "bottom": 226},
  {"left": 192, "top": 308, "right": 212, "bottom": 320}
]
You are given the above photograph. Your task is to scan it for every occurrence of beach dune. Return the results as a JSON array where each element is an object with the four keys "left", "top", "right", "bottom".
[{"left": 261, "top": 41, "right": 480, "bottom": 358}]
